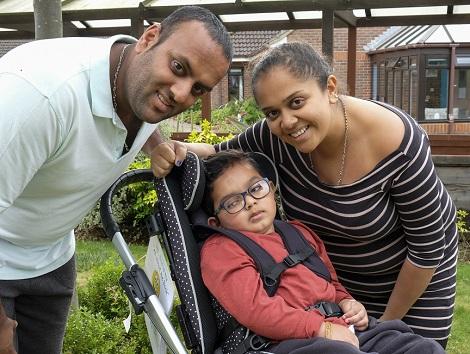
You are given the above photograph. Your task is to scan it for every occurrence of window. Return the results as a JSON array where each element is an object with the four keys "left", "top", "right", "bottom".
[
  {"left": 409, "top": 56, "right": 418, "bottom": 118},
  {"left": 372, "top": 64, "right": 378, "bottom": 100},
  {"left": 424, "top": 55, "right": 449, "bottom": 120},
  {"left": 453, "top": 55, "right": 470, "bottom": 120},
  {"left": 228, "top": 68, "right": 243, "bottom": 101},
  {"left": 394, "top": 70, "right": 402, "bottom": 107},
  {"left": 378, "top": 62, "right": 386, "bottom": 101}
]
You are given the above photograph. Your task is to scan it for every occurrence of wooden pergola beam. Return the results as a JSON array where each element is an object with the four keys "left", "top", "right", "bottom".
[{"left": 357, "top": 13, "right": 470, "bottom": 26}]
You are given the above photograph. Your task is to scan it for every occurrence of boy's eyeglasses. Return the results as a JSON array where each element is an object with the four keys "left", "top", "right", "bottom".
[{"left": 214, "top": 178, "right": 272, "bottom": 215}]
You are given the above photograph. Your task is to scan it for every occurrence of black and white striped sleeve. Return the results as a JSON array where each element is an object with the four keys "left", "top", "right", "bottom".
[{"left": 391, "top": 133, "right": 446, "bottom": 268}]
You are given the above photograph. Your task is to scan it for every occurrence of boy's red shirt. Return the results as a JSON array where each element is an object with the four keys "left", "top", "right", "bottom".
[{"left": 201, "top": 220, "right": 352, "bottom": 341}]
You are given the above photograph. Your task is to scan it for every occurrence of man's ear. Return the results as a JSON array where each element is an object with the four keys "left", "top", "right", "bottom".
[
  {"left": 207, "top": 216, "right": 220, "bottom": 227},
  {"left": 135, "top": 23, "right": 161, "bottom": 53}
]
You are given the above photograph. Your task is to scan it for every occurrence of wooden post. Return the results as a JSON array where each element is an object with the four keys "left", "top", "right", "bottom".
[
  {"left": 201, "top": 93, "right": 212, "bottom": 122},
  {"left": 321, "top": 10, "right": 334, "bottom": 64},
  {"left": 131, "top": 3, "right": 145, "bottom": 39},
  {"left": 347, "top": 26, "right": 357, "bottom": 96},
  {"left": 33, "top": 0, "right": 62, "bottom": 39}
]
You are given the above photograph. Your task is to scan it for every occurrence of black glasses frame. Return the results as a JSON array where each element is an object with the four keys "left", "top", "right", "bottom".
[{"left": 214, "top": 177, "right": 272, "bottom": 215}]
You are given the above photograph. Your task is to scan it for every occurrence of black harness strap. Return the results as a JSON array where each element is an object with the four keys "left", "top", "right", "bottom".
[{"left": 274, "top": 220, "right": 332, "bottom": 282}]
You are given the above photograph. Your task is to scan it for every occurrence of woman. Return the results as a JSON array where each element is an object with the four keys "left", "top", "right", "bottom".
[{"left": 152, "top": 42, "right": 457, "bottom": 348}]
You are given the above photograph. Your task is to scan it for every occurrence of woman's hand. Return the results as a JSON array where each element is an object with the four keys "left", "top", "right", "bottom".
[
  {"left": 319, "top": 321, "right": 359, "bottom": 348},
  {"left": 339, "top": 299, "right": 368, "bottom": 331}
]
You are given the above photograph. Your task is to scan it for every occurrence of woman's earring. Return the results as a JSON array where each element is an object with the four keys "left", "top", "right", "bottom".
[{"left": 330, "top": 92, "right": 339, "bottom": 103}]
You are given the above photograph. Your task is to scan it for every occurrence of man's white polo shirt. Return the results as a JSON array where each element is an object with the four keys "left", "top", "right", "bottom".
[{"left": 0, "top": 35, "right": 157, "bottom": 279}]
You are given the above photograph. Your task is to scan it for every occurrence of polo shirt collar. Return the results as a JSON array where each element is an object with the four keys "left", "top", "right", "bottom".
[{"left": 89, "top": 35, "right": 136, "bottom": 121}]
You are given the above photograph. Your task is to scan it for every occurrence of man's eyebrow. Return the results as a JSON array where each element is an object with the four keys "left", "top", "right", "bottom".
[{"left": 179, "top": 56, "right": 212, "bottom": 92}]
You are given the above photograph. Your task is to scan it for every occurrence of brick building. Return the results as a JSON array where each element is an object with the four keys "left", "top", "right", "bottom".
[{"left": 211, "top": 27, "right": 388, "bottom": 109}]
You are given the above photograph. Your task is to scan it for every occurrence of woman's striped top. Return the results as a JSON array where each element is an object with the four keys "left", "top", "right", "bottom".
[{"left": 215, "top": 101, "right": 458, "bottom": 345}]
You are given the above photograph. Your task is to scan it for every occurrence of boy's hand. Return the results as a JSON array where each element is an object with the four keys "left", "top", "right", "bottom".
[
  {"left": 150, "top": 141, "right": 187, "bottom": 178},
  {"left": 319, "top": 322, "right": 359, "bottom": 348},
  {"left": 339, "top": 299, "right": 369, "bottom": 331}
]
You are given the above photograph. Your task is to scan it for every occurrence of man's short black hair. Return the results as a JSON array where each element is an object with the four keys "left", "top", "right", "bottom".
[
  {"left": 158, "top": 5, "right": 233, "bottom": 62},
  {"left": 203, "top": 150, "right": 263, "bottom": 216}
]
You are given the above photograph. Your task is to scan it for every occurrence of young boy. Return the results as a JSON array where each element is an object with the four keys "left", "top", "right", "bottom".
[{"left": 200, "top": 150, "right": 445, "bottom": 354}]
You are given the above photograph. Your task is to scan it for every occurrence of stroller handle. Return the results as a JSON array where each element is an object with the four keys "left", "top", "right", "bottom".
[
  {"left": 100, "top": 169, "right": 155, "bottom": 240},
  {"left": 100, "top": 169, "right": 188, "bottom": 354}
]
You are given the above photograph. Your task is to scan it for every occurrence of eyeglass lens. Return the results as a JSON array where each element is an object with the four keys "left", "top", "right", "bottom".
[{"left": 222, "top": 178, "right": 270, "bottom": 214}]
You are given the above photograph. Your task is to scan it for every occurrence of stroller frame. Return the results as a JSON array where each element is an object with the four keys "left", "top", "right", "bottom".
[{"left": 100, "top": 169, "right": 187, "bottom": 354}]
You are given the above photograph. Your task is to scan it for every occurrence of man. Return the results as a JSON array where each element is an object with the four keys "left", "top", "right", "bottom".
[{"left": 0, "top": 5, "right": 231, "bottom": 353}]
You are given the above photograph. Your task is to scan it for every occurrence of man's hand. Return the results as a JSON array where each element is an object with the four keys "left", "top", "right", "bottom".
[
  {"left": 150, "top": 141, "right": 188, "bottom": 178},
  {"left": 319, "top": 321, "right": 359, "bottom": 348},
  {"left": 0, "top": 304, "right": 17, "bottom": 354},
  {"left": 339, "top": 299, "right": 369, "bottom": 331}
]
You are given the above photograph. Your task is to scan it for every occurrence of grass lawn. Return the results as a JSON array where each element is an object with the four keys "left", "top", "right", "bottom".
[
  {"left": 76, "top": 240, "right": 470, "bottom": 353},
  {"left": 446, "top": 261, "right": 470, "bottom": 354},
  {"left": 75, "top": 239, "right": 148, "bottom": 287}
]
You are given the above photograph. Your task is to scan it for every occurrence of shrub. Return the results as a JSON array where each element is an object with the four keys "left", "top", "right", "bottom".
[
  {"left": 457, "top": 209, "right": 470, "bottom": 261},
  {"left": 67, "top": 259, "right": 152, "bottom": 353},
  {"left": 186, "top": 120, "right": 234, "bottom": 145},
  {"left": 76, "top": 152, "right": 156, "bottom": 243},
  {"left": 176, "top": 98, "right": 264, "bottom": 133},
  {"left": 78, "top": 259, "right": 128, "bottom": 319},
  {"left": 64, "top": 307, "right": 152, "bottom": 354},
  {"left": 457, "top": 209, "right": 469, "bottom": 236}
]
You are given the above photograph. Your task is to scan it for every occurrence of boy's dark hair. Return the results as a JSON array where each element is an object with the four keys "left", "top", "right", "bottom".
[
  {"left": 203, "top": 150, "right": 264, "bottom": 216},
  {"left": 251, "top": 42, "right": 332, "bottom": 96},
  {"left": 158, "top": 5, "right": 233, "bottom": 62}
]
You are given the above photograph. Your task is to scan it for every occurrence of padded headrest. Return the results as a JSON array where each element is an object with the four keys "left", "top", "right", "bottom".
[
  {"left": 181, "top": 151, "right": 206, "bottom": 212},
  {"left": 181, "top": 151, "right": 279, "bottom": 213}
]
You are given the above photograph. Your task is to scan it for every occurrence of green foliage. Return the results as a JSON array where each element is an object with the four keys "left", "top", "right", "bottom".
[
  {"left": 126, "top": 154, "right": 157, "bottom": 226},
  {"left": 186, "top": 120, "right": 234, "bottom": 144},
  {"left": 176, "top": 98, "right": 264, "bottom": 133},
  {"left": 457, "top": 209, "right": 470, "bottom": 262},
  {"left": 64, "top": 308, "right": 135, "bottom": 354},
  {"left": 66, "top": 259, "right": 152, "bottom": 354},
  {"left": 457, "top": 209, "right": 469, "bottom": 235},
  {"left": 78, "top": 259, "right": 128, "bottom": 319},
  {"left": 64, "top": 308, "right": 152, "bottom": 354},
  {"left": 76, "top": 152, "right": 156, "bottom": 243}
]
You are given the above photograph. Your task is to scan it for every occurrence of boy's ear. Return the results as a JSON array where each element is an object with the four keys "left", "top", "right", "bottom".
[{"left": 207, "top": 216, "right": 220, "bottom": 227}]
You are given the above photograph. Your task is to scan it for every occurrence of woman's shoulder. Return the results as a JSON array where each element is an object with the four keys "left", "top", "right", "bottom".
[{"left": 348, "top": 98, "right": 407, "bottom": 161}]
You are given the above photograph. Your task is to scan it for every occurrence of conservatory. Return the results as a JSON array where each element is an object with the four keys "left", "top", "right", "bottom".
[{"left": 368, "top": 24, "right": 470, "bottom": 132}]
